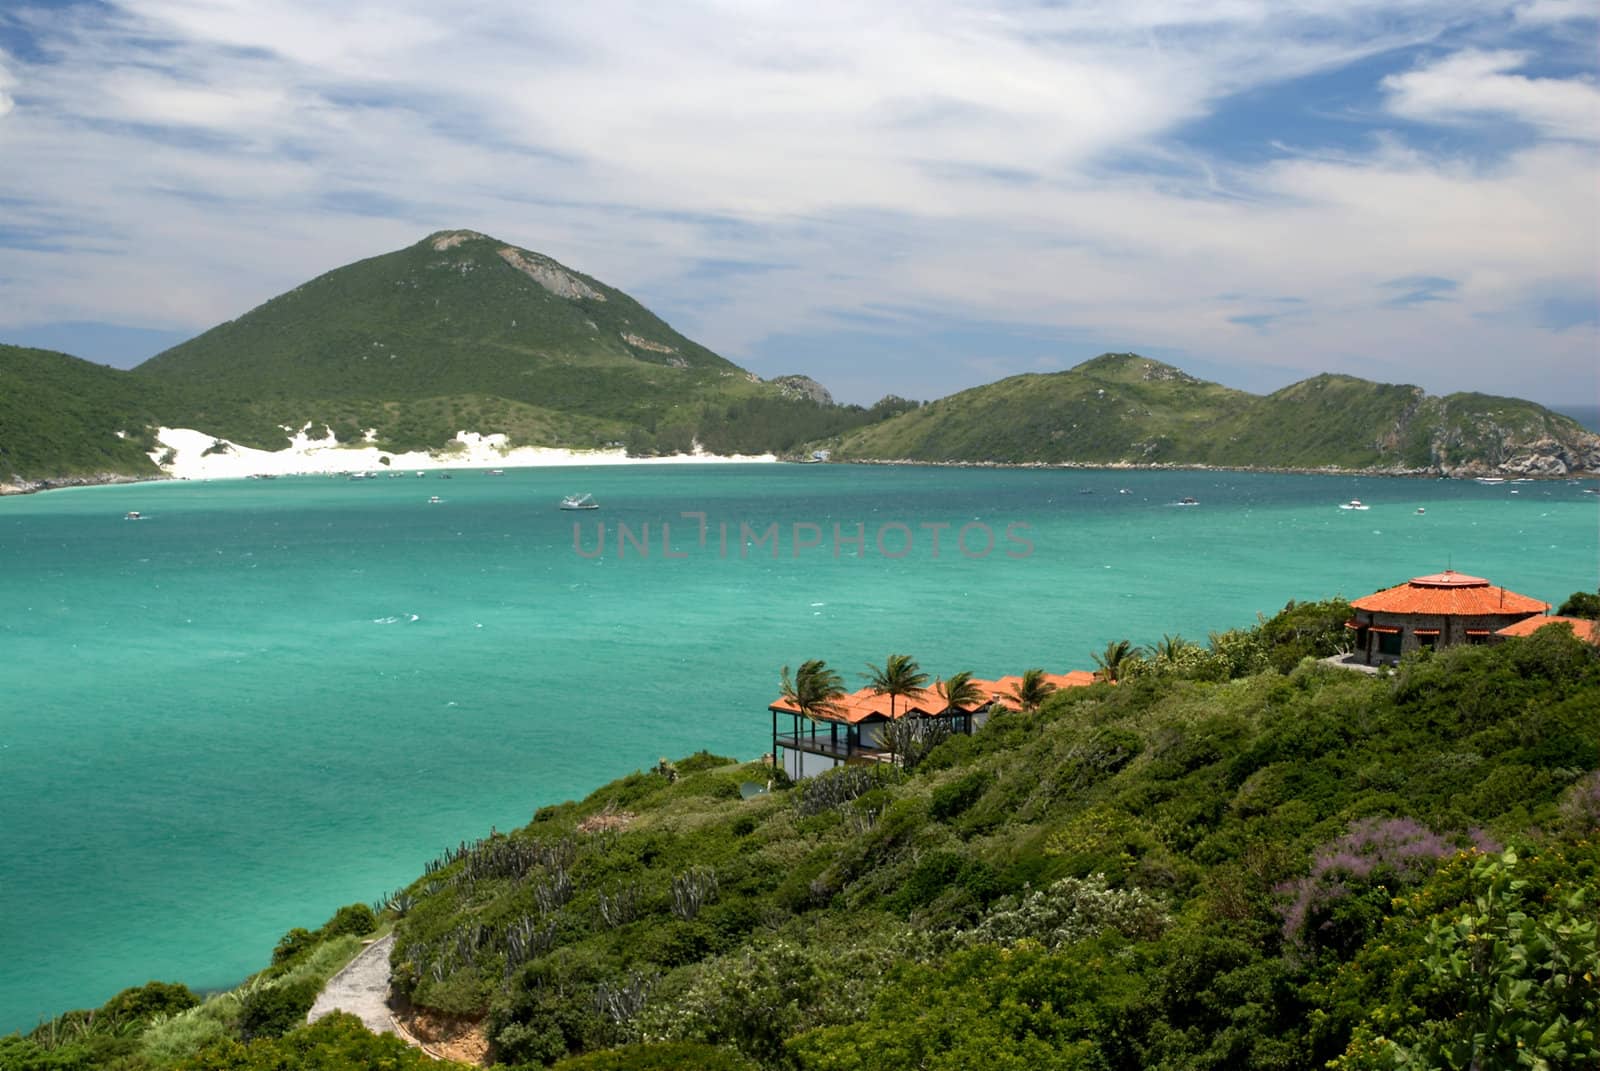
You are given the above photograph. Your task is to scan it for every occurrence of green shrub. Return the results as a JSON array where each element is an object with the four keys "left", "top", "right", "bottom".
[
  {"left": 180, "top": 1011, "right": 450, "bottom": 1070},
  {"left": 550, "top": 1041, "right": 757, "bottom": 1070},
  {"left": 1556, "top": 590, "right": 1600, "bottom": 618},
  {"left": 961, "top": 874, "right": 1170, "bottom": 949},
  {"left": 319, "top": 902, "right": 378, "bottom": 939},
  {"left": 929, "top": 770, "right": 991, "bottom": 822},
  {"left": 271, "top": 927, "right": 317, "bottom": 965},
  {"left": 101, "top": 980, "right": 200, "bottom": 1023},
  {"left": 236, "top": 979, "right": 320, "bottom": 1041}
]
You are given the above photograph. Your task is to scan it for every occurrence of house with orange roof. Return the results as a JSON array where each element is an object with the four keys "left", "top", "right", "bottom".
[
  {"left": 1345, "top": 569, "right": 1548, "bottom": 665},
  {"left": 1492, "top": 615, "right": 1600, "bottom": 645},
  {"left": 769, "top": 671, "right": 1097, "bottom": 780}
]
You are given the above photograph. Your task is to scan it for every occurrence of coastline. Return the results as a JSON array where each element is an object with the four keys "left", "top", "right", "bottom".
[
  {"left": 828, "top": 457, "right": 1599, "bottom": 481},
  {"left": 7, "top": 440, "right": 1596, "bottom": 497},
  {"left": 0, "top": 427, "right": 777, "bottom": 495},
  {"left": 149, "top": 427, "right": 778, "bottom": 481}
]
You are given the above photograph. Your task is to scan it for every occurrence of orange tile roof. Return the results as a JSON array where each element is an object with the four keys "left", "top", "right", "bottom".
[
  {"left": 1493, "top": 616, "right": 1599, "bottom": 643},
  {"left": 1351, "top": 569, "right": 1548, "bottom": 616},
  {"left": 770, "top": 671, "right": 1097, "bottom": 722}
]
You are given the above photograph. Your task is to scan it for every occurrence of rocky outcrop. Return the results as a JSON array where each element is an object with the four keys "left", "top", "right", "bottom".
[
  {"left": 0, "top": 472, "right": 162, "bottom": 496},
  {"left": 1442, "top": 433, "right": 1600, "bottom": 478},
  {"left": 770, "top": 374, "right": 834, "bottom": 406},
  {"left": 497, "top": 247, "right": 605, "bottom": 301}
]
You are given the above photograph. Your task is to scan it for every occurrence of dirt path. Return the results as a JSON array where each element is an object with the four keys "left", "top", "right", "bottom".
[{"left": 307, "top": 933, "right": 397, "bottom": 1035}]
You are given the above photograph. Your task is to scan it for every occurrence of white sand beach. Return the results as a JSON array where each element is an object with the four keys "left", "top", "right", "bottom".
[{"left": 149, "top": 426, "right": 776, "bottom": 481}]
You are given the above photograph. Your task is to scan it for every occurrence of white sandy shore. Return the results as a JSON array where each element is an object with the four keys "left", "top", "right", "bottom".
[{"left": 149, "top": 426, "right": 775, "bottom": 481}]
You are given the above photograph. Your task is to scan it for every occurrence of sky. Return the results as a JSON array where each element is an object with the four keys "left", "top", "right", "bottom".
[{"left": 0, "top": 1, "right": 1595, "bottom": 408}]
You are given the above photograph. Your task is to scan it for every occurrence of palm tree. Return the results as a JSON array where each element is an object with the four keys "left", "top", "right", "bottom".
[
  {"left": 1092, "top": 639, "right": 1141, "bottom": 683},
  {"left": 1151, "top": 634, "right": 1189, "bottom": 663},
  {"left": 779, "top": 659, "right": 846, "bottom": 723},
  {"left": 866, "top": 653, "right": 929, "bottom": 721},
  {"left": 1009, "top": 668, "right": 1056, "bottom": 713},
  {"left": 936, "top": 670, "right": 982, "bottom": 713}
]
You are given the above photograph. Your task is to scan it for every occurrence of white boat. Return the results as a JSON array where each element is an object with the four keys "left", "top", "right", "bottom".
[
  {"left": 1339, "top": 499, "right": 1370, "bottom": 511},
  {"left": 1475, "top": 476, "right": 1506, "bottom": 484},
  {"left": 1415, "top": 507, "right": 1426, "bottom": 515},
  {"left": 124, "top": 511, "right": 143, "bottom": 521},
  {"left": 1174, "top": 497, "right": 1199, "bottom": 507},
  {"left": 428, "top": 496, "right": 442, "bottom": 504},
  {"left": 487, "top": 469, "right": 505, "bottom": 476},
  {"left": 560, "top": 493, "right": 600, "bottom": 510}
]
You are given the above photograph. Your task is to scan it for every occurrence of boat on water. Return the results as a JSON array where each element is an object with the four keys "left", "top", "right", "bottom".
[
  {"left": 124, "top": 511, "right": 143, "bottom": 521},
  {"left": 1175, "top": 497, "right": 1199, "bottom": 507},
  {"left": 1415, "top": 507, "right": 1426, "bottom": 515},
  {"left": 487, "top": 469, "right": 505, "bottom": 476},
  {"left": 1339, "top": 499, "right": 1370, "bottom": 511},
  {"left": 560, "top": 493, "right": 600, "bottom": 511},
  {"left": 1475, "top": 476, "right": 1506, "bottom": 484},
  {"left": 428, "top": 496, "right": 442, "bottom": 504}
]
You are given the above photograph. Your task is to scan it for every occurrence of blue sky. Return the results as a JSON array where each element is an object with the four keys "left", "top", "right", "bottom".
[{"left": 0, "top": 0, "right": 1594, "bottom": 407}]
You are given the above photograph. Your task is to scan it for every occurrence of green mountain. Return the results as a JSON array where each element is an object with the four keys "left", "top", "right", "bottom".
[
  {"left": 825, "top": 354, "right": 1600, "bottom": 476},
  {"left": 5, "top": 253, "right": 1597, "bottom": 488},
  {"left": 0, "top": 233, "right": 900, "bottom": 486},
  {"left": 11, "top": 601, "right": 1598, "bottom": 1068},
  {"left": 0, "top": 345, "right": 168, "bottom": 487},
  {"left": 130, "top": 230, "right": 899, "bottom": 457}
]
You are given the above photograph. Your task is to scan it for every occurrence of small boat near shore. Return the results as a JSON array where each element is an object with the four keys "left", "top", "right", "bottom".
[
  {"left": 560, "top": 493, "right": 600, "bottom": 511},
  {"left": 1339, "top": 499, "right": 1370, "bottom": 511}
]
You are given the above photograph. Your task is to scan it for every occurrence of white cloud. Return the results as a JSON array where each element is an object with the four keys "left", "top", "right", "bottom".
[
  {"left": 0, "top": 1, "right": 1592, "bottom": 406},
  {"left": 1383, "top": 49, "right": 1600, "bottom": 140},
  {"left": 1514, "top": 0, "right": 1596, "bottom": 24}
]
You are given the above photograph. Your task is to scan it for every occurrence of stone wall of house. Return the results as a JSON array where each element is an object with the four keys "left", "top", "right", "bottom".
[{"left": 1352, "top": 608, "right": 1544, "bottom": 663}]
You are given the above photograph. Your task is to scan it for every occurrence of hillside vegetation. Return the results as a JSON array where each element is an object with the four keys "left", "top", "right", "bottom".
[
  {"left": 132, "top": 231, "right": 898, "bottom": 456},
  {"left": 0, "top": 345, "right": 169, "bottom": 481},
  {"left": 5, "top": 247, "right": 1597, "bottom": 484},
  {"left": 0, "top": 233, "right": 909, "bottom": 482},
  {"left": 8, "top": 601, "right": 1596, "bottom": 1070},
  {"left": 824, "top": 354, "right": 1600, "bottom": 476}
]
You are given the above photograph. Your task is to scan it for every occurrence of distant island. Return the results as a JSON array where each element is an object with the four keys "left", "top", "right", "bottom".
[{"left": 3, "top": 230, "right": 1596, "bottom": 493}]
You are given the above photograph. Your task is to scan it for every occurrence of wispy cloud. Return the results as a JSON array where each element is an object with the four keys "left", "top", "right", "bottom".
[
  {"left": 1383, "top": 49, "right": 1600, "bottom": 140},
  {"left": 0, "top": 1, "right": 1593, "bottom": 404}
]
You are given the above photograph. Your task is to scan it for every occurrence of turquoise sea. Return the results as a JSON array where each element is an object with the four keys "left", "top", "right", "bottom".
[{"left": 1, "top": 464, "right": 1596, "bottom": 1030}]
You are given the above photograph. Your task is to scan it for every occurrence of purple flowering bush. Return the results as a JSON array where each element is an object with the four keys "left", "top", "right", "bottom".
[{"left": 1279, "top": 817, "right": 1499, "bottom": 958}]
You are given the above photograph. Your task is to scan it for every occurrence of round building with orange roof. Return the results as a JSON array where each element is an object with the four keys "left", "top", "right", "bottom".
[{"left": 1346, "top": 569, "right": 1548, "bottom": 665}]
